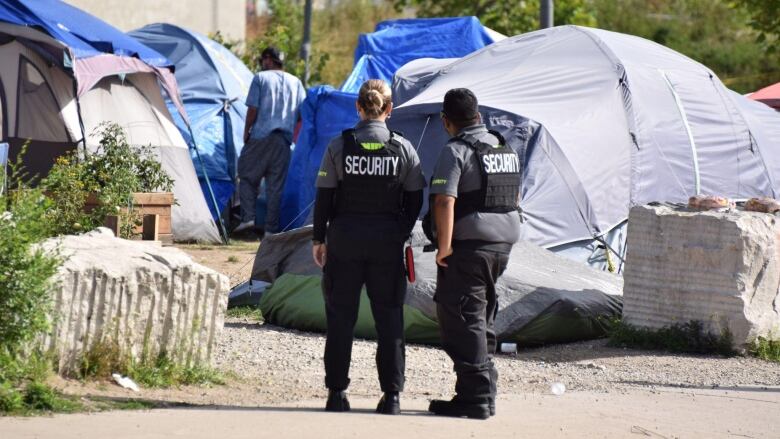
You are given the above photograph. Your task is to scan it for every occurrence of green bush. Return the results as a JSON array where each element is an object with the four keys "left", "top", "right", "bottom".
[
  {"left": 1, "top": 153, "right": 64, "bottom": 415},
  {"left": 0, "top": 162, "right": 60, "bottom": 357},
  {"left": 0, "top": 382, "right": 24, "bottom": 413},
  {"left": 41, "top": 123, "right": 174, "bottom": 239}
]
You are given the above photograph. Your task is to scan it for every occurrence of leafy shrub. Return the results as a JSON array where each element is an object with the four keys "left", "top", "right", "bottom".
[
  {"left": 0, "top": 160, "right": 60, "bottom": 357},
  {"left": 1, "top": 153, "right": 63, "bottom": 415},
  {"left": 41, "top": 122, "right": 174, "bottom": 239}
]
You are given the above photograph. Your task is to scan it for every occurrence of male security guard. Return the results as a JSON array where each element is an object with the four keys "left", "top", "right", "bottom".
[
  {"left": 312, "top": 79, "right": 425, "bottom": 414},
  {"left": 427, "top": 88, "right": 521, "bottom": 420}
]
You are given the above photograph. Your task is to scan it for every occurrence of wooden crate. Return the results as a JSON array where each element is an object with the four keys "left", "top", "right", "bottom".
[{"left": 85, "top": 192, "right": 174, "bottom": 242}]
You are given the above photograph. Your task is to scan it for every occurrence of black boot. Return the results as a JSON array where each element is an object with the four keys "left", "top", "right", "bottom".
[
  {"left": 428, "top": 398, "right": 490, "bottom": 420},
  {"left": 325, "top": 390, "right": 350, "bottom": 412},
  {"left": 376, "top": 392, "right": 400, "bottom": 415}
]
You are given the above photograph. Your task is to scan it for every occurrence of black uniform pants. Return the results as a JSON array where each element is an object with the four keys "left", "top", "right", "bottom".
[
  {"left": 322, "top": 218, "right": 407, "bottom": 393},
  {"left": 435, "top": 244, "right": 510, "bottom": 403}
]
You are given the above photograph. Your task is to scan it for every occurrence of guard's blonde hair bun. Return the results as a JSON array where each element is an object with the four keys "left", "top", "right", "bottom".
[{"left": 358, "top": 79, "right": 392, "bottom": 118}]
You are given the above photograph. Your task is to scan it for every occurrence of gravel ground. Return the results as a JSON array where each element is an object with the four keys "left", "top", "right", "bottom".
[
  {"left": 208, "top": 317, "right": 780, "bottom": 406},
  {"left": 53, "top": 243, "right": 778, "bottom": 408},
  {"left": 52, "top": 313, "right": 780, "bottom": 410}
]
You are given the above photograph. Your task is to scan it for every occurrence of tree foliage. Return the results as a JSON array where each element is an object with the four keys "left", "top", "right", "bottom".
[
  {"left": 215, "top": 0, "right": 331, "bottom": 85},
  {"left": 593, "top": 0, "right": 780, "bottom": 92},
  {"left": 735, "top": 0, "right": 780, "bottom": 50},
  {"left": 393, "top": 0, "right": 596, "bottom": 36}
]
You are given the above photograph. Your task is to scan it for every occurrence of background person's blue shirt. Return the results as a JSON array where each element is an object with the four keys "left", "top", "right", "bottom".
[{"left": 245, "top": 70, "right": 306, "bottom": 141}]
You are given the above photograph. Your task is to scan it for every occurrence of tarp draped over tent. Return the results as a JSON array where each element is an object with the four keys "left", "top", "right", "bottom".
[
  {"left": 279, "top": 17, "right": 503, "bottom": 230},
  {"left": 750, "top": 82, "right": 780, "bottom": 110},
  {"left": 0, "top": 0, "right": 187, "bottom": 119},
  {"left": 130, "top": 23, "right": 254, "bottom": 219},
  {"left": 249, "top": 224, "right": 623, "bottom": 346},
  {"left": 0, "top": 0, "right": 220, "bottom": 242},
  {"left": 389, "top": 25, "right": 780, "bottom": 269}
]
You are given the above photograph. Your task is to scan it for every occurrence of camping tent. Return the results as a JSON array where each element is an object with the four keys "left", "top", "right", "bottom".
[
  {"left": 129, "top": 23, "right": 254, "bottom": 219},
  {"left": 751, "top": 82, "right": 780, "bottom": 110},
  {"left": 0, "top": 0, "right": 220, "bottom": 242},
  {"left": 279, "top": 17, "right": 504, "bottom": 230},
  {"left": 389, "top": 25, "right": 780, "bottom": 269}
]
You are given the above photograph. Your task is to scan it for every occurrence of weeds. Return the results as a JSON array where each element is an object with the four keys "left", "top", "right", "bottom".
[
  {"left": 750, "top": 337, "right": 780, "bottom": 363},
  {"left": 608, "top": 320, "right": 736, "bottom": 357},
  {"left": 227, "top": 255, "right": 240, "bottom": 263},
  {"left": 226, "top": 306, "right": 263, "bottom": 322},
  {"left": 77, "top": 332, "right": 225, "bottom": 389}
]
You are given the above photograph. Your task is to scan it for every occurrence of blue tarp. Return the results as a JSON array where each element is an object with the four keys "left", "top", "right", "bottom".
[
  {"left": 130, "top": 23, "right": 254, "bottom": 218},
  {"left": 0, "top": 0, "right": 170, "bottom": 66},
  {"left": 279, "top": 17, "right": 498, "bottom": 229}
]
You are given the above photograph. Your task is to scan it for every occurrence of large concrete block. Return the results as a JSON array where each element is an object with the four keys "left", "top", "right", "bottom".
[
  {"left": 40, "top": 228, "right": 229, "bottom": 374},
  {"left": 623, "top": 204, "right": 780, "bottom": 348}
]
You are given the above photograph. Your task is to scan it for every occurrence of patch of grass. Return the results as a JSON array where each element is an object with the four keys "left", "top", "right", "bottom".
[
  {"left": 750, "top": 337, "right": 780, "bottom": 363},
  {"left": 227, "top": 255, "right": 240, "bottom": 263},
  {"left": 608, "top": 320, "right": 736, "bottom": 357},
  {"left": 79, "top": 335, "right": 125, "bottom": 380},
  {"left": 226, "top": 306, "right": 263, "bottom": 321},
  {"left": 23, "top": 382, "right": 82, "bottom": 413},
  {"left": 1, "top": 381, "right": 83, "bottom": 416},
  {"left": 77, "top": 331, "right": 226, "bottom": 389},
  {"left": 128, "top": 355, "right": 225, "bottom": 389}
]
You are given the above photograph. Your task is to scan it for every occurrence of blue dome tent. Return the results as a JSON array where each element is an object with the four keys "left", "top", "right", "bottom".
[
  {"left": 279, "top": 17, "right": 503, "bottom": 230},
  {"left": 130, "top": 23, "right": 254, "bottom": 219}
]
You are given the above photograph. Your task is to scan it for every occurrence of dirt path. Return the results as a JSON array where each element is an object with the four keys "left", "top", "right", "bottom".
[{"left": 2, "top": 388, "right": 778, "bottom": 438}]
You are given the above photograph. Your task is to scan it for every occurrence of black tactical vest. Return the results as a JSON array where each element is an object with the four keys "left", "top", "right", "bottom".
[
  {"left": 336, "top": 129, "right": 404, "bottom": 216},
  {"left": 453, "top": 130, "right": 521, "bottom": 220}
]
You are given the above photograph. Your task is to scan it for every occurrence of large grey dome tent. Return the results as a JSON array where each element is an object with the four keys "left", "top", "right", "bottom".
[{"left": 389, "top": 25, "right": 780, "bottom": 269}]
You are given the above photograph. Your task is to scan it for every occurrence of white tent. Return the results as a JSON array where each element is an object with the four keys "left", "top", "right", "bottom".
[
  {"left": 0, "top": 21, "right": 221, "bottom": 242},
  {"left": 390, "top": 26, "right": 780, "bottom": 270}
]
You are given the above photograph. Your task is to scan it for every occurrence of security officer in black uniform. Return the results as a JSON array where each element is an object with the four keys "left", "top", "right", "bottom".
[
  {"left": 426, "top": 88, "right": 521, "bottom": 420},
  {"left": 312, "top": 79, "right": 426, "bottom": 415}
]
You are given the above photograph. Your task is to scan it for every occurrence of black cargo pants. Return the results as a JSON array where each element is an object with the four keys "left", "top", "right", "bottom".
[
  {"left": 322, "top": 216, "right": 407, "bottom": 393},
  {"left": 435, "top": 242, "right": 510, "bottom": 403}
]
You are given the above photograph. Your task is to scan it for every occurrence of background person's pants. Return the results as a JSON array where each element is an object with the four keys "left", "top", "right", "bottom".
[
  {"left": 434, "top": 245, "right": 510, "bottom": 403},
  {"left": 322, "top": 216, "right": 407, "bottom": 393},
  {"left": 238, "top": 131, "right": 290, "bottom": 233}
]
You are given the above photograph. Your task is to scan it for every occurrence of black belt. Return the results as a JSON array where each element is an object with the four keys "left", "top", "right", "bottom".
[{"left": 452, "top": 239, "right": 513, "bottom": 254}]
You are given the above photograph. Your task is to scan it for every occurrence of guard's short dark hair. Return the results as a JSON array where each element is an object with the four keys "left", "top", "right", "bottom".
[
  {"left": 262, "top": 46, "right": 284, "bottom": 67},
  {"left": 442, "top": 88, "right": 480, "bottom": 129}
]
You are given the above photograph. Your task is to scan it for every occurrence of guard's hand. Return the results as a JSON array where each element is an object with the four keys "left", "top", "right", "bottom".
[
  {"left": 312, "top": 243, "right": 327, "bottom": 268},
  {"left": 436, "top": 246, "right": 453, "bottom": 267}
]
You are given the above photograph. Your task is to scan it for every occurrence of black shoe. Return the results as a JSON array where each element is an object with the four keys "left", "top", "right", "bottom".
[
  {"left": 375, "top": 392, "right": 400, "bottom": 415},
  {"left": 428, "top": 399, "right": 490, "bottom": 420},
  {"left": 325, "top": 390, "right": 350, "bottom": 412}
]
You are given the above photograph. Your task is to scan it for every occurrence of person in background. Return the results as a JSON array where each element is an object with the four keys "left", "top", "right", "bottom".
[
  {"left": 426, "top": 88, "right": 521, "bottom": 420},
  {"left": 237, "top": 46, "right": 306, "bottom": 236},
  {"left": 312, "top": 79, "right": 425, "bottom": 415}
]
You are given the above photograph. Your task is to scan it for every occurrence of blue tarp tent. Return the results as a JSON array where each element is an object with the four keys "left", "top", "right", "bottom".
[
  {"left": 280, "top": 17, "right": 501, "bottom": 229},
  {"left": 130, "top": 23, "right": 254, "bottom": 219}
]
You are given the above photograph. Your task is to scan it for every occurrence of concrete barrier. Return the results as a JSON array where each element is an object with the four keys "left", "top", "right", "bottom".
[
  {"left": 40, "top": 228, "right": 229, "bottom": 374},
  {"left": 623, "top": 204, "right": 780, "bottom": 349}
]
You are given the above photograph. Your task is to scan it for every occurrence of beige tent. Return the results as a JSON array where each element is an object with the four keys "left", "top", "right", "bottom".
[{"left": 0, "top": 22, "right": 220, "bottom": 242}]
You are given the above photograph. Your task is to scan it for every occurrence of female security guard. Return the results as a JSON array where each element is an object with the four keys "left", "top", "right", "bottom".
[{"left": 312, "top": 79, "right": 425, "bottom": 415}]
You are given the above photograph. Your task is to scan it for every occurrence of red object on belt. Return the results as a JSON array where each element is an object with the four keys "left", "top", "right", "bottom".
[{"left": 405, "top": 246, "right": 415, "bottom": 283}]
